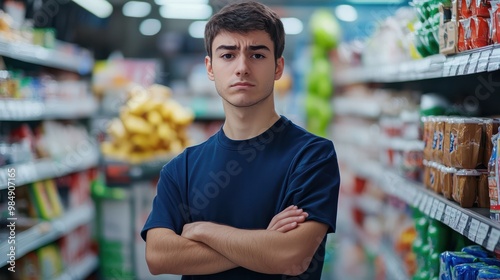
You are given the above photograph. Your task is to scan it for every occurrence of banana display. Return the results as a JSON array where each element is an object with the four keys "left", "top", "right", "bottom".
[{"left": 101, "top": 84, "right": 194, "bottom": 164}]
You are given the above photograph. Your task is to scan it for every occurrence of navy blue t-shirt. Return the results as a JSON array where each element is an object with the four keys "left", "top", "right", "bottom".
[{"left": 141, "top": 116, "right": 340, "bottom": 280}]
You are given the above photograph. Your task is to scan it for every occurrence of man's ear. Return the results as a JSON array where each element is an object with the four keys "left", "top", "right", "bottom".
[
  {"left": 205, "top": 56, "right": 215, "bottom": 81},
  {"left": 274, "top": 57, "right": 285, "bottom": 80}
]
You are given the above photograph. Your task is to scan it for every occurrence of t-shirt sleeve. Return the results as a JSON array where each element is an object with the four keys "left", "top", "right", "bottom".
[
  {"left": 140, "top": 159, "right": 189, "bottom": 241},
  {"left": 287, "top": 140, "right": 340, "bottom": 233}
]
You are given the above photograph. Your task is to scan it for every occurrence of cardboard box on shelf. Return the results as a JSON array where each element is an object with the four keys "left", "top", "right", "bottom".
[{"left": 439, "top": 1, "right": 459, "bottom": 54}]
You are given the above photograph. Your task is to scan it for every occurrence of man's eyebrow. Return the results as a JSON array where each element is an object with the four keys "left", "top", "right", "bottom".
[
  {"left": 214, "top": 45, "right": 271, "bottom": 52},
  {"left": 215, "top": 45, "right": 237, "bottom": 51},
  {"left": 249, "top": 45, "right": 271, "bottom": 51}
]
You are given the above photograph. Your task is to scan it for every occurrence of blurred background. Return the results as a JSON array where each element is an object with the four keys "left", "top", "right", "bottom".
[{"left": 2, "top": 0, "right": 500, "bottom": 279}]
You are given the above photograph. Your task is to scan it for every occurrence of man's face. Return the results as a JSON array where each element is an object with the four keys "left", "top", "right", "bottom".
[{"left": 205, "top": 30, "right": 284, "bottom": 108}]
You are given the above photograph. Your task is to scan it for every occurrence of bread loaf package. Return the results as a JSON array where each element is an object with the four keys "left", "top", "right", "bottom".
[
  {"left": 453, "top": 169, "right": 480, "bottom": 208},
  {"left": 482, "top": 118, "right": 500, "bottom": 167},
  {"left": 477, "top": 170, "right": 489, "bottom": 208},
  {"left": 450, "top": 118, "right": 483, "bottom": 169},
  {"left": 441, "top": 166, "right": 457, "bottom": 200}
]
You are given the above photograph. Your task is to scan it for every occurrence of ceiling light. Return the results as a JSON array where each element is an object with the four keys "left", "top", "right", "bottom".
[
  {"left": 140, "top": 19, "right": 162, "bottom": 36},
  {"left": 155, "top": 0, "right": 208, "bottom": 4},
  {"left": 72, "top": 0, "right": 113, "bottom": 18},
  {"left": 123, "top": 1, "right": 151, "bottom": 18},
  {"left": 281, "top": 17, "right": 303, "bottom": 35},
  {"left": 189, "top": 21, "right": 207, "bottom": 38},
  {"left": 160, "top": 4, "right": 212, "bottom": 20},
  {"left": 335, "top": 5, "right": 358, "bottom": 22}
]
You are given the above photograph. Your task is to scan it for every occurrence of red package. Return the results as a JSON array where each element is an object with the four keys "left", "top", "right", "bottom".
[
  {"left": 492, "top": 1, "right": 500, "bottom": 44},
  {"left": 471, "top": 0, "right": 491, "bottom": 17},
  {"left": 460, "top": 0, "right": 473, "bottom": 18},
  {"left": 470, "top": 16, "right": 490, "bottom": 48},
  {"left": 458, "top": 18, "right": 472, "bottom": 51}
]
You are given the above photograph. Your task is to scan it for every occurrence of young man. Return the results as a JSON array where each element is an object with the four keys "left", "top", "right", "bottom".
[{"left": 141, "top": 1, "right": 340, "bottom": 279}]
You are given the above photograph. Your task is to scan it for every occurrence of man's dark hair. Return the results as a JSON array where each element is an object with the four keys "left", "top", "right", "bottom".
[{"left": 204, "top": 1, "right": 285, "bottom": 60}]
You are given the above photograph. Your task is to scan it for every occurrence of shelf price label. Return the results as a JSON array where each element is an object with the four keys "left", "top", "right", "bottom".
[
  {"left": 444, "top": 206, "right": 452, "bottom": 225},
  {"left": 430, "top": 199, "right": 439, "bottom": 219},
  {"left": 476, "top": 223, "right": 490, "bottom": 246},
  {"left": 436, "top": 202, "right": 446, "bottom": 221},
  {"left": 452, "top": 210, "right": 462, "bottom": 232},
  {"left": 424, "top": 197, "right": 433, "bottom": 216},
  {"left": 486, "top": 228, "right": 500, "bottom": 251},
  {"left": 468, "top": 219, "right": 480, "bottom": 242},
  {"left": 457, "top": 213, "right": 468, "bottom": 234},
  {"left": 419, "top": 195, "right": 428, "bottom": 212},
  {"left": 414, "top": 192, "right": 423, "bottom": 208},
  {"left": 458, "top": 54, "right": 470, "bottom": 75},
  {"left": 467, "top": 52, "right": 481, "bottom": 74}
]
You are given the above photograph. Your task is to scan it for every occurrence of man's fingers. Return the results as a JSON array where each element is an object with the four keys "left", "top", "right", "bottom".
[
  {"left": 276, "top": 222, "right": 297, "bottom": 233},
  {"left": 268, "top": 213, "right": 308, "bottom": 231}
]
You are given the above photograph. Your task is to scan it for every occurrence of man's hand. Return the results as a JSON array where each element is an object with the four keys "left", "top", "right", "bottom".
[
  {"left": 267, "top": 205, "right": 308, "bottom": 232},
  {"left": 182, "top": 205, "right": 308, "bottom": 239}
]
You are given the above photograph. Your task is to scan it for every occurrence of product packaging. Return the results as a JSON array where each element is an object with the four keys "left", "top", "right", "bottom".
[
  {"left": 471, "top": 0, "right": 492, "bottom": 17},
  {"left": 453, "top": 169, "right": 480, "bottom": 207},
  {"left": 458, "top": 17, "right": 472, "bottom": 52},
  {"left": 459, "top": 0, "right": 473, "bottom": 18},
  {"left": 441, "top": 165, "right": 457, "bottom": 199},
  {"left": 490, "top": 1, "right": 500, "bottom": 44},
  {"left": 490, "top": 134, "right": 499, "bottom": 220},
  {"left": 483, "top": 119, "right": 500, "bottom": 167},
  {"left": 439, "top": 1, "right": 459, "bottom": 54},
  {"left": 470, "top": 16, "right": 490, "bottom": 49},
  {"left": 450, "top": 118, "right": 483, "bottom": 169}
]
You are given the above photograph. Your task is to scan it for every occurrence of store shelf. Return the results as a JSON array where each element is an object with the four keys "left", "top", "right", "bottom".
[
  {"left": 0, "top": 38, "right": 94, "bottom": 75},
  {"left": 176, "top": 95, "right": 225, "bottom": 120},
  {"left": 54, "top": 253, "right": 98, "bottom": 280},
  {"left": 334, "top": 45, "right": 500, "bottom": 85},
  {"left": 332, "top": 96, "right": 381, "bottom": 119},
  {"left": 343, "top": 154, "right": 500, "bottom": 253},
  {"left": 0, "top": 97, "right": 98, "bottom": 121},
  {"left": 0, "top": 144, "right": 99, "bottom": 190},
  {"left": 0, "top": 202, "right": 95, "bottom": 267}
]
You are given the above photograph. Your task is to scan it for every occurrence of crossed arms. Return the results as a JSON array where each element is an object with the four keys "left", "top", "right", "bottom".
[{"left": 145, "top": 205, "right": 328, "bottom": 276}]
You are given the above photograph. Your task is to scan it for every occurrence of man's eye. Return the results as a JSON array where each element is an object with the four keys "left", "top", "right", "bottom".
[
  {"left": 253, "top": 54, "right": 265, "bottom": 59},
  {"left": 221, "top": 54, "right": 233, "bottom": 59}
]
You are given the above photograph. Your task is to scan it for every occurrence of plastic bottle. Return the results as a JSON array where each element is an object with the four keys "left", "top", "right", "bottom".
[{"left": 489, "top": 133, "right": 499, "bottom": 221}]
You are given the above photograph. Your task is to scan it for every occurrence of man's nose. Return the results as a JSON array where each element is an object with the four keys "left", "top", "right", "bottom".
[{"left": 235, "top": 56, "right": 250, "bottom": 76}]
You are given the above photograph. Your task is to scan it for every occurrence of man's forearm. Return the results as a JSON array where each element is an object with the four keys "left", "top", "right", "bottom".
[
  {"left": 146, "top": 228, "right": 237, "bottom": 275},
  {"left": 183, "top": 221, "right": 326, "bottom": 276}
]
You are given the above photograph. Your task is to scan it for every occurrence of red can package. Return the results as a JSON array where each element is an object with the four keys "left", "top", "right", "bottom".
[
  {"left": 458, "top": 17, "right": 472, "bottom": 51},
  {"left": 471, "top": 0, "right": 491, "bottom": 17},
  {"left": 470, "top": 16, "right": 490, "bottom": 48}
]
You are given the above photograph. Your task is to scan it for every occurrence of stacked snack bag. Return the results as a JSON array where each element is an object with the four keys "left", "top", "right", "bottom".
[{"left": 440, "top": 245, "right": 500, "bottom": 279}]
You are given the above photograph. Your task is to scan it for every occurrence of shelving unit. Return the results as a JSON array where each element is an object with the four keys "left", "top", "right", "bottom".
[
  {"left": 0, "top": 201, "right": 95, "bottom": 265},
  {"left": 334, "top": 45, "right": 500, "bottom": 85},
  {"left": 0, "top": 38, "right": 94, "bottom": 75},
  {"left": 342, "top": 151, "right": 500, "bottom": 251},
  {"left": 0, "top": 144, "right": 99, "bottom": 190},
  {"left": 0, "top": 97, "right": 99, "bottom": 121},
  {"left": 0, "top": 37, "right": 98, "bottom": 278}
]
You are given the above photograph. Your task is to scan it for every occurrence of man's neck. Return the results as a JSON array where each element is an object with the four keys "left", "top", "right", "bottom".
[{"left": 222, "top": 108, "right": 280, "bottom": 140}]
